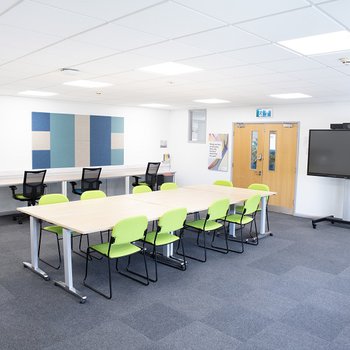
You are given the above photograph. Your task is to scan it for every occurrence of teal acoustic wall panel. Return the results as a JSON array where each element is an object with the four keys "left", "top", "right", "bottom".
[{"left": 32, "top": 112, "right": 124, "bottom": 169}]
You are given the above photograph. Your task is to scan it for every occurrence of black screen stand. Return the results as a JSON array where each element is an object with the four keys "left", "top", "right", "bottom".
[{"left": 312, "top": 179, "right": 350, "bottom": 229}]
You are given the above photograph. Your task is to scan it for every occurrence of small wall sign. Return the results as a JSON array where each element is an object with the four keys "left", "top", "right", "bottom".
[{"left": 256, "top": 108, "right": 272, "bottom": 118}]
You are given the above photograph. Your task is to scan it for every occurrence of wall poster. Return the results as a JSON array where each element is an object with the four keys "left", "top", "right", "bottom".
[
  {"left": 208, "top": 133, "right": 229, "bottom": 172},
  {"left": 32, "top": 112, "right": 124, "bottom": 169}
]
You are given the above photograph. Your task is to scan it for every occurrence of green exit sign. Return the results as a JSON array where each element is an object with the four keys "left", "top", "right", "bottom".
[{"left": 256, "top": 108, "right": 272, "bottom": 118}]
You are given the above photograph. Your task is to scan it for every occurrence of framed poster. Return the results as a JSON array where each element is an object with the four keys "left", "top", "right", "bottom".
[{"left": 208, "top": 133, "right": 228, "bottom": 172}]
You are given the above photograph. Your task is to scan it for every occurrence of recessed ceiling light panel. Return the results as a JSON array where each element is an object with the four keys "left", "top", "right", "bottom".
[
  {"left": 19, "top": 90, "right": 58, "bottom": 97},
  {"left": 278, "top": 31, "right": 350, "bottom": 56},
  {"left": 63, "top": 80, "right": 113, "bottom": 88},
  {"left": 269, "top": 93, "right": 312, "bottom": 99},
  {"left": 138, "top": 62, "right": 202, "bottom": 75},
  {"left": 139, "top": 103, "right": 171, "bottom": 108},
  {"left": 193, "top": 98, "right": 231, "bottom": 104}
]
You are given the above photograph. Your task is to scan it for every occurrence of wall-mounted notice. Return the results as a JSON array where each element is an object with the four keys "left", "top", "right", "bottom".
[
  {"left": 256, "top": 108, "right": 272, "bottom": 118},
  {"left": 208, "top": 133, "right": 228, "bottom": 172},
  {"left": 32, "top": 112, "right": 124, "bottom": 169}
]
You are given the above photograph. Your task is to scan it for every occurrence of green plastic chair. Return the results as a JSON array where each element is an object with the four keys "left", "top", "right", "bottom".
[
  {"left": 160, "top": 182, "right": 178, "bottom": 190},
  {"left": 83, "top": 215, "right": 149, "bottom": 299},
  {"left": 235, "top": 183, "right": 270, "bottom": 231},
  {"left": 180, "top": 198, "right": 230, "bottom": 262},
  {"left": 38, "top": 194, "right": 69, "bottom": 270},
  {"left": 225, "top": 194, "right": 261, "bottom": 253},
  {"left": 213, "top": 180, "right": 233, "bottom": 187},
  {"left": 133, "top": 185, "right": 152, "bottom": 194},
  {"left": 80, "top": 190, "right": 108, "bottom": 254},
  {"left": 143, "top": 207, "right": 187, "bottom": 282}
]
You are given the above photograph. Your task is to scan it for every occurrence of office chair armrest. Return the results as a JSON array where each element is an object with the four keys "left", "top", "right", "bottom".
[
  {"left": 70, "top": 181, "right": 78, "bottom": 191},
  {"left": 132, "top": 175, "right": 141, "bottom": 186},
  {"left": 9, "top": 185, "right": 17, "bottom": 197}
]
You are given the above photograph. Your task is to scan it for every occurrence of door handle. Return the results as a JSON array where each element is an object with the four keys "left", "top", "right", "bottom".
[{"left": 255, "top": 170, "right": 262, "bottom": 176}]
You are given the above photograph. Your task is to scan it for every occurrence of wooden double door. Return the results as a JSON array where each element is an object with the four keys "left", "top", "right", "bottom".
[{"left": 232, "top": 123, "right": 298, "bottom": 213}]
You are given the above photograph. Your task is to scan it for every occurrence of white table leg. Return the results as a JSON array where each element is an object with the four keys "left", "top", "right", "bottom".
[
  {"left": 229, "top": 205, "right": 236, "bottom": 237},
  {"left": 260, "top": 196, "right": 267, "bottom": 235},
  {"left": 54, "top": 229, "right": 87, "bottom": 303},
  {"left": 125, "top": 176, "right": 130, "bottom": 194},
  {"left": 61, "top": 180, "right": 67, "bottom": 196},
  {"left": 23, "top": 217, "right": 50, "bottom": 281}
]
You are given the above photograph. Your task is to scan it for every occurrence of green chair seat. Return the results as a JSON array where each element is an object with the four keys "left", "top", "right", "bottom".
[
  {"left": 186, "top": 219, "right": 223, "bottom": 231},
  {"left": 91, "top": 242, "right": 141, "bottom": 259},
  {"left": 225, "top": 214, "right": 253, "bottom": 225},
  {"left": 15, "top": 194, "right": 30, "bottom": 200},
  {"left": 143, "top": 231, "right": 179, "bottom": 246},
  {"left": 42, "top": 225, "right": 64, "bottom": 235}
]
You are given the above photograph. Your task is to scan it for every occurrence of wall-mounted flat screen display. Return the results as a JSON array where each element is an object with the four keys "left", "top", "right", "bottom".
[{"left": 308, "top": 129, "right": 350, "bottom": 179}]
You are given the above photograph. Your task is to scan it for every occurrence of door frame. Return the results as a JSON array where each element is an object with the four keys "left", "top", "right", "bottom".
[{"left": 231, "top": 121, "right": 300, "bottom": 215}]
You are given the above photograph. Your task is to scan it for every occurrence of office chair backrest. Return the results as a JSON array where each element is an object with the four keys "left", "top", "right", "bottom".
[
  {"left": 207, "top": 198, "right": 230, "bottom": 221},
  {"left": 81, "top": 167, "right": 102, "bottom": 191},
  {"left": 23, "top": 170, "right": 47, "bottom": 202},
  {"left": 243, "top": 194, "right": 261, "bottom": 216},
  {"left": 145, "top": 162, "right": 161, "bottom": 190},
  {"left": 39, "top": 193, "right": 69, "bottom": 206},
  {"left": 158, "top": 207, "right": 187, "bottom": 234},
  {"left": 133, "top": 185, "right": 152, "bottom": 194},
  {"left": 111, "top": 215, "right": 148, "bottom": 245},
  {"left": 81, "top": 190, "right": 106, "bottom": 200},
  {"left": 160, "top": 182, "right": 177, "bottom": 191}
]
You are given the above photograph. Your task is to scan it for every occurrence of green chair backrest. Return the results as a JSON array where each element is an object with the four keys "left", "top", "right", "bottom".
[
  {"left": 81, "top": 190, "right": 106, "bottom": 200},
  {"left": 243, "top": 194, "right": 261, "bottom": 215},
  {"left": 207, "top": 198, "right": 230, "bottom": 221},
  {"left": 160, "top": 182, "right": 177, "bottom": 191},
  {"left": 158, "top": 207, "right": 187, "bottom": 234},
  {"left": 133, "top": 185, "right": 152, "bottom": 194},
  {"left": 248, "top": 183, "right": 269, "bottom": 192},
  {"left": 111, "top": 215, "right": 148, "bottom": 245},
  {"left": 39, "top": 193, "right": 69, "bottom": 206},
  {"left": 213, "top": 180, "right": 233, "bottom": 187}
]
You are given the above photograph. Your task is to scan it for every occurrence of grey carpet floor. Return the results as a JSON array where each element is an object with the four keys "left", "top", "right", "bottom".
[{"left": 1, "top": 212, "right": 350, "bottom": 350}]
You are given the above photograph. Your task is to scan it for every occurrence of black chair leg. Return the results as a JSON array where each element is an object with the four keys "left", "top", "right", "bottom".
[
  {"left": 83, "top": 248, "right": 112, "bottom": 299},
  {"left": 179, "top": 230, "right": 207, "bottom": 262},
  {"left": 38, "top": 230, "right": 61, "bottom": 269},
  {"left": 120, "top": 248, "right": 150, "bottom": 285},
  {"left": 227, "top": 224, "right": 244, "bottom": 253}
]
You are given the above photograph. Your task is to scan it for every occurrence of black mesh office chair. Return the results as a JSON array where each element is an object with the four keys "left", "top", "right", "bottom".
[
  {"left": 10, "top": 170, "right": 47, "bottom": 224},
  {"left": 70, "top": 167, "right": 102, "bottom": 195},
  {"left": 132, "top": 162, "right": 161, "bottom": 191}
]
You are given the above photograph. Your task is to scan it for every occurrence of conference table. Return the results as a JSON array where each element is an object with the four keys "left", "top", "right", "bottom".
[{"left": 18, "top": 185, "right": 274, "bottom": 303}]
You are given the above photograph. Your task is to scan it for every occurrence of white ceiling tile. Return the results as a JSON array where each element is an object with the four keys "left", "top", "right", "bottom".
[
  {"left": 0, "top": 1, "right": 103, "bottom": 37},
  {"left": 177, "top": 26, "right": 268, "bottom": 53},
  {"left": 31, "top": 0, "right": 163, "bottom": 21},
  {"left": 74, "top": 53, "right": 160, "bottom": 76},
  {"left": 218, "top": 65, "right": 274, "bottom": 78},
  {"left": 0, "top": 24, "right": 61, "bottom": 61},
  {"left": 319, "top": 0, "right": 350, "bottom": 28},
  {"left": 179, "top": 53, "right": 245, "bottom": 70},
  {"left": 15, "top": 40, "right": 119, "bottom": 71},
  {"left": 174, "top": 0, "right": 309, "bottom": 24},
  {"left": 0, "top": 0, "right": 22, "bottom": 14},
  {"left": 222, "top": 44, "right": 299, "bottom": 64},
  {"left": 237, "top": 7, "right": 343, "bottom": 42},
  {"left": 115, "top": 1, "right": 224, "bottom": 39},
  {"left": 131, "top": 40, "right": 211, "bottom": 61},
  {"left": 258, "top": 57, "right": 326, "bottom": 73},
  {"left": 72, "top": 23, "right": 166, "bottom": 51}
]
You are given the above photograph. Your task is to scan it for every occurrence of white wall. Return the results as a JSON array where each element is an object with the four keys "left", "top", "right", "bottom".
[
  {"left": 0, "top": 96, "right": 170, "bottom": 212},
  {"left": 169, "top": 102, "right": 350, "bottom": 218}
]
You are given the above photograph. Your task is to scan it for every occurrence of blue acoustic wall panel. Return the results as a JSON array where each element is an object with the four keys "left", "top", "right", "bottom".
[
  {"left": 32, "top": 112, "right": 124, "bottom": 169},
  {"left": 32, "top": 150, "right": 50, "bottom": 169},
  {"left": 50, "top": 113, "right": 75, "bottom": 168},
  {"left": 32, "top": 112, "right": 50, "bottom": 131},
  {"left": 90, "top": 116, "right": 111, "bottom": 166}
]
